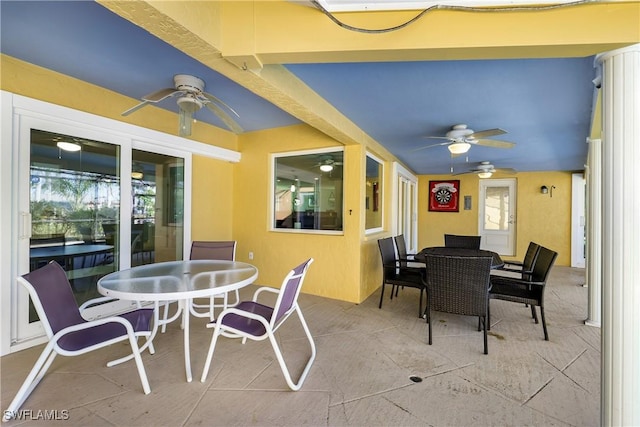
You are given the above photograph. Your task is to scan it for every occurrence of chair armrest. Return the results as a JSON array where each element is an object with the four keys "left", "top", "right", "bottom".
[
  {"left": 490, "top": 276, "right": 544, "bottom": 287},
  {"left": 503, "top": 260, "right": 524, "bottom": 267},
  {"left": 53, "top": 315, "right": 137, "bottom": 341},
  {"left": 252, "top": 286, "right": 279, "bottom": 302},
  {"left": 206, "top": 306, "right": 271, "bottom": 330},
  {"left": 78, "top": 296, "right": 118, "bottom": 311}
]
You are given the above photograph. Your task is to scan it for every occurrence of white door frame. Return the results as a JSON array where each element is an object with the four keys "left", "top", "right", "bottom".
[
  {"left": 571, "top": 173, "right": 586, "bottom": 268},
  {"left": 391, "top": 162, "right": 418, "bottom": 254},
  {"left": 478, "top": 178, "right": 517, "bottom": 256}
]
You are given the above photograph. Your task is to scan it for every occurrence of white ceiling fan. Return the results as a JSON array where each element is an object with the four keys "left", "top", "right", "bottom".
[
  {"left": 453, "top": 161, "right": 517, "bottom": 178},
  {"left": 417, "top": 124, "right": 515, "bottom": 156},
  {"left": 313, "top": 156, "right": 343, "bottom": 172},
  {"left": 122, "top": 74, "right": 243, "bottom": 137}
]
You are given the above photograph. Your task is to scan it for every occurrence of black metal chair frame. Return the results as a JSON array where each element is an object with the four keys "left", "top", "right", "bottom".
[
  {"left": 489, "top": 246, "right": 558, "bottom": 340},
  {"left": 378, "top": 237, "right": 426, "bottom": 318}
]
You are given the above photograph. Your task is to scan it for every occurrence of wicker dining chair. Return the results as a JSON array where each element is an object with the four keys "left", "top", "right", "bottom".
[
  {"left": 423, "top": 254, "right": 493, "bottom": 354},
  {"left": 378, "top": 237, "right": 427, "bottom": 318},
  {"left": 444, "top": 234, "right": 482, "bottom": 249},
  {"left": 489, "top": 246, "right": 558, "bottom": 340},
  {"left": 497, "top": 241, "right": 540, "bottom": 281}
]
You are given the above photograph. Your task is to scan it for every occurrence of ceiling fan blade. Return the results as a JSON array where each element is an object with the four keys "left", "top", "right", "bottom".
[
  {"left": 469, "top": 128, "right": 507, "bottom": 139},
  {"left": 202, "top": 92, "right": 240, "bottom": 117},
  {"left": 122, "top": 100, "right": 152, "bottom": 116},
  {"left": 204, "top": 102, "right": 244, "bottom": 134},
  {"left": 495, "top": 167, "right": 517, "bottom": 174},
  {"left": 411, "top": 142, "right": 451, "bottom": 152},
  {"left": 452, "top": 170, "right": 476, "bottom": 176},
  {"left": 122, "top": 88, "right": 180, "bottom": 116},
  {"left": 142, "top": 87, "right": 180, "bottom": 102},
  {"left": 473, "top": 138, "right": 515, "bottom": 149}
]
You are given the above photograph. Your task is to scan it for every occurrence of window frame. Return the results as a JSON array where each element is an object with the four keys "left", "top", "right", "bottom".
[
  {"left": 365, "top": 152, "right": 384, "bottom": 235},
  {"left": 270, "top": 146, "right": 344, "bottom": 235}
]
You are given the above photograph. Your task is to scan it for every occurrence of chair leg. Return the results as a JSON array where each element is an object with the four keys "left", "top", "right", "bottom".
[
  {"left": 487, "top": 301, "right": 491, "bottom": 331},
  {"left": 426, "top": 306, "right": 432, "bottom": 345},
  {"left": 540, "top": 306, "right": 549, "bottom": 341},
  {"left": 201, "top": 324, "right": 223, "bottom": 382},
  {"left": 268, "top": 307, "right": 316, "bottom": 391},
  {"left": 482, "top": 316, "right": 488, "bottom": 355},
  {"left": 378, "top": 282, "right": 386, "bottom": 309},
  {"left": 127, "top": 333, "right": 151, "bottom": 394},
  {"left": 3, "top": 344, "right": 58, "bottom": 420},
  {"left": 418, "top": 288, "right": 423, "bottom": 318},
  {"left": 531, "top": 305, "right": 539, "bottom": 324}
]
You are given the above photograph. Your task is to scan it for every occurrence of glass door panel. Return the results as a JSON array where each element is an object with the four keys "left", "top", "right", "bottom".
[
  {"left": 29, "top": 129, "right": 120, "bottom": 320},
  {"left": 131, "top": 149, "right": 184, "bottom": 265}
]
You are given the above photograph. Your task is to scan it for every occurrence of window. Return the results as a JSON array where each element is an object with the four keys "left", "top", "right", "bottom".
[
  {"left": 273, "top": 148, "right": 343, "bottom": 232},
  {"left": 365, "top": 153, "right": 383, "bottom": 232}
]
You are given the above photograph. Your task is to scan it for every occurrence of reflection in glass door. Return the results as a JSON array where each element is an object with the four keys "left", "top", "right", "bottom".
[
  {"left": 131, "top": 150, "right": 184, "bottom": 266},
  {"left": 29, "top": 129, "right": 120, "bottom": 320}
]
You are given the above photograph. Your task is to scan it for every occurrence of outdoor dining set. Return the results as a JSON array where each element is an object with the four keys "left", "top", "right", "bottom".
[
  {"left": 378, "top": 234, "right": 558, "bottom": 355},
  {"left": 3, "top": 241, "right": 315, "bottom": 422},
  {"left": 4, "top": 234, "right": 558, "bottom": 421}
]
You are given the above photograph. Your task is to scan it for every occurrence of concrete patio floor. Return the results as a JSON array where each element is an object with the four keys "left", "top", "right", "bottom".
[{"left": 1, "top": 266, "right": 599, "bottom": 426}]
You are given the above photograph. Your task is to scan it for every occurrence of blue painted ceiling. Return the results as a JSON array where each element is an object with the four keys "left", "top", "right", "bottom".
[{"left": 1, "top": 1, "right": 597, "bottom": 175}]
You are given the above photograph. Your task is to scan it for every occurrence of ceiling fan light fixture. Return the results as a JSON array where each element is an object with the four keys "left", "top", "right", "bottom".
[
  {"left": 478, "top": 171, "right": 493, "bottom": 179},
  {"left": 177, "top": 95, "right": 203, "bottom": 113},
  {"left": 448, "top": 142, "right": 471, "bottom": 155},
  {"left": 56, "top": 141, "right": 81, "bottom": 152},
  {"left": 320, "top": 164, "right": 334, "bottom": 172}
]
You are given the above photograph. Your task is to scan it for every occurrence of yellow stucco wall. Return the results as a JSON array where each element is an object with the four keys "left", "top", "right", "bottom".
[
  {"left": 233, "top": 125, "right": 367, "bottom": 303},
  {"left": 418, "top": 171, "right": 574, "bottom": 266}
]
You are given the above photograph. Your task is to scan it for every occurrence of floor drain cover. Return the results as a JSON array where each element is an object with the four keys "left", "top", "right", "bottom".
[{"left": 409, "top": 376, "right": 422, "bottom": 383}]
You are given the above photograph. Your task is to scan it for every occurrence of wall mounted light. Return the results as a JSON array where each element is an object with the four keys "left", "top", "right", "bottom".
[{"left": 541, "top": 185, "right": 556, "bottom": 197}]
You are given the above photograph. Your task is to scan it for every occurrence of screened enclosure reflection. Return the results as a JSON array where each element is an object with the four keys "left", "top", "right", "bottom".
[{"left": 274, "top": 150, "right": 343, "bottom": 231}]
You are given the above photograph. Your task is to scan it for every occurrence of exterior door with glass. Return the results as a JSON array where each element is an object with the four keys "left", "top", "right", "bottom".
[{"left": 478, "top": 179, "right": 516, "bottom": 255}]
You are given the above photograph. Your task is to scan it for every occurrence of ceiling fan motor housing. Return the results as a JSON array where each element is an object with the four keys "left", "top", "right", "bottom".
[
  {"left": 174, "top": 74, "right": 205, "bottom": 93},
  {"left": 446, "top": 124, "right": 474, "bottom": 141}
]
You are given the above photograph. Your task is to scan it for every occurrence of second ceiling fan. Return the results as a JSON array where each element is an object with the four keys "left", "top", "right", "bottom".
[
  {"left": 418, "top": 124, "right": 515, "bottom": 156},
  {"left": 453, "top": 161, "right": 517, "bottom": 178}
]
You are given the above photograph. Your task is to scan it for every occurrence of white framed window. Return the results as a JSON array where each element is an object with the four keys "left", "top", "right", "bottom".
[
  {"left": 365, "top": 152, "right": 384, "bottom": 234},
  {"left": 271, "top": 147, "right": 344, "bottom": 233}
]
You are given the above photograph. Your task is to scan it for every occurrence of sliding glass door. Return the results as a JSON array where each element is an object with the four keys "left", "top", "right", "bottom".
[
  {"left": 131, "top": 149, "right": 184, "bottom": 267},
  {"left": 28, "top": 130, "right": 121, "bottom": 322},
  {"left": 15, "top": 121, "right": 187, "bottom": 343}
]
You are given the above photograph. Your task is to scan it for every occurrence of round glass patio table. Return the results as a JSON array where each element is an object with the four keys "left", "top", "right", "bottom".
[{"left": 98, "top": 260, "right": 258, "bottom": 382}]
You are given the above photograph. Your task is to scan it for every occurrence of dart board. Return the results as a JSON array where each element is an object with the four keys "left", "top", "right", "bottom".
[{"left": 428, "top": 180, "right": 459, "bottom": 212}]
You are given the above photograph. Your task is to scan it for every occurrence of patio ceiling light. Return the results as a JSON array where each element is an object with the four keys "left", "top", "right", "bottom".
[
  {"left": 56, "top": 141, "right": 81, "bottom": 152},
  {"left": 447, "top": 142, "right": 471, "bottom": 155}
]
